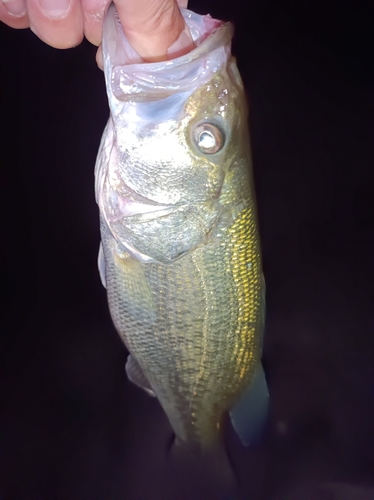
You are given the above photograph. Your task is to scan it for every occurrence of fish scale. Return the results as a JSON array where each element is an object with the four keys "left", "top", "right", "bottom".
[{"left": 101, "top": 203, "right": 262, "bottom": 446}]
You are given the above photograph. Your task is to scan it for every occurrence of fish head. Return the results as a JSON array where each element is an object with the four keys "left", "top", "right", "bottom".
[{"left": 100, "top": 5, "right": 246, "bottom": 207}]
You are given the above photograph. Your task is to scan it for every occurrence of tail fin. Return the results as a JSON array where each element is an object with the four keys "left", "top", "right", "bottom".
[{"left": 166, "top": 438, "right": 238, "bottom": 500}]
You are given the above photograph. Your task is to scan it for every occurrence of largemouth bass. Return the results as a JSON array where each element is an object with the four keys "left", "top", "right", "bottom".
[{"left": 95, "top": 4, "right": 268, "bottom": 450}]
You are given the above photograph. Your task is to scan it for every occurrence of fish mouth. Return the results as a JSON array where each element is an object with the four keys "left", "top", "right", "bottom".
[
  {"left": 107, "top": 7, "right": 233, "bottom": 68},
  {"left": 103, "top": 5, "right": 234, "bottom": 102}
]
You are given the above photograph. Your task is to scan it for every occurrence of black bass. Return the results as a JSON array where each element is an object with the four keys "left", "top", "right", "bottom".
[{"left": 95, "top": 4, "right": 268, "bottom": 450}]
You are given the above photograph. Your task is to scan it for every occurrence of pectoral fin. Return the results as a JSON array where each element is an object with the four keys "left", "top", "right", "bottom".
[
  {"left": 98, "top": 242, "right": 106, "bottom": 288},
  {"left": 125, "top": 354, "right": 156, "bottom": 397},
  {"left": 113, "top": 248, "right": 157, "bottom": 325},
  {"left": 229, "top": 363, "right": 269, "bottom": 446}
]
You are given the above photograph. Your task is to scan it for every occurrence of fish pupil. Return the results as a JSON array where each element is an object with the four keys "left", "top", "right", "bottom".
[{"left": 198, "top": 131, "right": 216, "bottom": 149}]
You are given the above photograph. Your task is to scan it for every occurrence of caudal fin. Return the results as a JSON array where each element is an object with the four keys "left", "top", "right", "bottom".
[{"left": 166, "top": 438, "right": 238, "bottom": 500}]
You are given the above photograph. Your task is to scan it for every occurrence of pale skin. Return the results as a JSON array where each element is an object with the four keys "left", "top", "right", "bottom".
[{"left": 0, "top": 0, "right": 189, "bottom": 61}]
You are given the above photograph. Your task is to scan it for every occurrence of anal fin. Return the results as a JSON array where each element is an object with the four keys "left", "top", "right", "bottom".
[{"left": 98, "top": 242, "right": 106, "bottom": 288}]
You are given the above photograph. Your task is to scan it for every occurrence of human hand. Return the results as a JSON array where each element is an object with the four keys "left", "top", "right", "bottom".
[{"left": 0, "top": 0, "right": 192, "bottom": 61}]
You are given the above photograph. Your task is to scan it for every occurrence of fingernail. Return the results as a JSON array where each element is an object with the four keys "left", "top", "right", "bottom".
[
  {"left": 38, "top": 0, "right": 71, "bottom": 18},
  {"left": 2, "top": 0, "right": 26, "bottom": 17},
  {"left": 167, "top": 25, "right": 195, "bottom": 59}
]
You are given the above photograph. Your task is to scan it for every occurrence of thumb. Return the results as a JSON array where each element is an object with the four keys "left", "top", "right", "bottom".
[{"left": 114, "top": 0, "right": 194, "bottom": 61}]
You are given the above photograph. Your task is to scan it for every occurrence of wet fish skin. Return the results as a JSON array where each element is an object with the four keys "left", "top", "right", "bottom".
[{"left": 95, "top": 5, "right": 266, "bottom": 449}]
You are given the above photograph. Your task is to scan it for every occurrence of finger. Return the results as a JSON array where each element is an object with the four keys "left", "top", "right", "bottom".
[
  {"left": 81, "top": 0, "right": 109, "bottom": 46},
  {"left": 0, "top": 0, "right": 29, "bottom": 28},
  {"left": 26, "top": 0, "right": 84, "bottom": 48},
  {"left": 95, "top": 0, "right": 191, "bottom": 71},
  {"left": 115, "top": 0, "right": 193, "bottom": 61},
  {"left": 84, "top": 0, "right": 187, "bottom": 49}
]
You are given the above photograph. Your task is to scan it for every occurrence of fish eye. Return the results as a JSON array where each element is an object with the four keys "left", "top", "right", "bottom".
[{"left": 193, "top": 123, "right": 225, "bottom": 154}]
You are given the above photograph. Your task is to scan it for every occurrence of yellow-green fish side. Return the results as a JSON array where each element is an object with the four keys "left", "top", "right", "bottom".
[{"left": 100, "top": 176, "right": 263, "bottom": 448}]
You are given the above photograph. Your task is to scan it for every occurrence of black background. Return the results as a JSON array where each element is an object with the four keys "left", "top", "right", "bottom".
[{"left": 1, "top": 0, "right": 374, "bottom": 498}]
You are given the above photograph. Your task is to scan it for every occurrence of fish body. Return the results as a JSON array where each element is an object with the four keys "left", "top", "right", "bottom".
[{"left": 95, "top": 5, "right": 267, "bottom": 449}]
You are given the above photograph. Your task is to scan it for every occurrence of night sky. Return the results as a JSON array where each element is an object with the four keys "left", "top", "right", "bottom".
[{"left": 1, "top": 1, "right": 374, "bottom": 498}]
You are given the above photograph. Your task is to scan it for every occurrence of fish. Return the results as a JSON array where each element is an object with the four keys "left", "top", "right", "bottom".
[{"left": 95, "top": 4, "right": 268, "bottom": 454}]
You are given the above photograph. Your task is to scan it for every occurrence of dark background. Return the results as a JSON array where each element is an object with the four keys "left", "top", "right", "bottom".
[{"left": 1, "top": 0, "right": 374, "bottom": 498}]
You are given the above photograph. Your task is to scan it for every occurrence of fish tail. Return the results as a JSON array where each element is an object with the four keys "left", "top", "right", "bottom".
[{"left": 166, "top": 437, "right": 238, "bottom": 500}]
